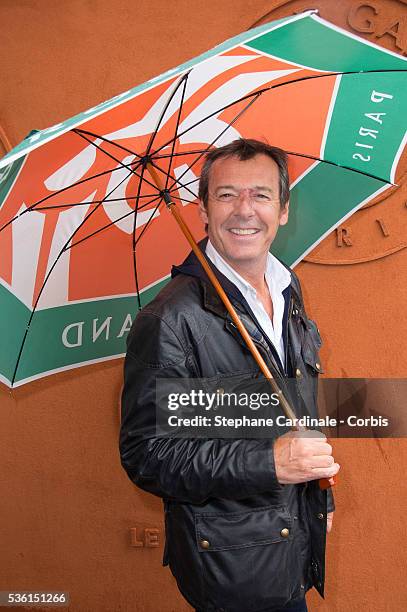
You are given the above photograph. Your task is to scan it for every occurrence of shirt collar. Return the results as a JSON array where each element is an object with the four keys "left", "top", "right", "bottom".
[{"left": 205, "top": 239, "right": 291, "bottom": 299}]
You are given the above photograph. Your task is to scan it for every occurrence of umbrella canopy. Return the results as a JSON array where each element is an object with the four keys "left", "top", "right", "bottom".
[{"left": 0, "top": 10, "right": 406, "bottom": 387}]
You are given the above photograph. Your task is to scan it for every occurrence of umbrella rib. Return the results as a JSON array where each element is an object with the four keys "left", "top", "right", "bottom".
[
  {"left": 154, "top": 149, "right": 207, "bottom": 159},
  {"left": 10, "top": 158, "right": 143, "bottom": 386},
  {"left": 66, "top": 194, "right": 162, "bottom": 250},
  {"left": 33, "top": 193, "right": 159, "bottom": 212},
  {"left": 152, "top": 68, "right": 407, "bottom": 158},
  {"left": 0, "top": 161, "right": 142, "bottom": 234},
  {"left": 152, "top": 88, "right": 268, "bottom": 156},
  {"left": 166, "top": 176, "right": 199, "bottom": 200},
  {"left": 285, "top": 149, "right": 393, "bottom": 185},
  {"left": 248, "top": 67, "right": 407, "bottom": 93},
  {"left": 161, "top": 67, "right": 406, "bottom": 190},
  {"left": 164, "top": 73, "right": 189, "bottom": 191},
  {"left": 73, "top": 127, "right": 143, "bottom": 160},
  {"left": 145, "top": 71, "right": 191, "bottom": 157},
  {"left": 168, "top": 176, "right": 199, "bottom": 190},
  {"left": 134, "top": 198, "right": 164, "bottom": 246},
  {"left": 146, "top": 92, "right": 263, "bottom": 199},
  {"left": 166, "top": 91, "right": 263, "bottom": 191},
  {"left": 169, "top": 194, "right": 198, "bottom": 205},
  {"left": 147, "top": 157, "right": 200, "bottom": 201},
  {"left": 73, "top": 129, "right": 160, "bottom": 193},
  {"left": 131, "top": 162, "right": 148, "bottom": 310}
]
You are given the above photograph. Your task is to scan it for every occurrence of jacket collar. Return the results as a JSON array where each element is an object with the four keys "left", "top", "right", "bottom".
[
  {"left": 171, "top": 238, "right": 301, "bottom": 318},
  {"left": 172, "top": 239, "right": 299, "bottom": 376},
  {"left": 171, "top": 238, "right": 248, "bottom": 318}
]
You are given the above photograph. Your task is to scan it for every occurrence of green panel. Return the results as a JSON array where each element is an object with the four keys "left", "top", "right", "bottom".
[
  {"left": 246, "top": 17, "right": 407, "bottom": 72},
  {"left": 0, "top": 156, "right": 26, "bottom": 209},
  {"left": 324, "top": 72, "right": 407, "bottom": 182},
  {"left": 9, "top": 278, "right": 168, "bottom": 385},
  {"left": 0, "top": 284, "right": 31, "bottom": 384},
  {"left": 271, "top": 163, "right": 385, "bottom": 265}
]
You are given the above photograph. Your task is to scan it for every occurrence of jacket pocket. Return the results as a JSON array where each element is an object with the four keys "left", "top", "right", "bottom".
[{"left": 195, "top": 505, "right": 302, "bottom": 611}]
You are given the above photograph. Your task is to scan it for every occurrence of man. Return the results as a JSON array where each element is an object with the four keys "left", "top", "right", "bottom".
[{"left": 120, "top": 139, "right": 339, "bottom": 612}]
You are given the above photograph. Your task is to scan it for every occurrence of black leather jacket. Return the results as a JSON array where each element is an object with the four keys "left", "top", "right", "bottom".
[{"left": 120, "top": 247, "right": 333, "bottom": 612}]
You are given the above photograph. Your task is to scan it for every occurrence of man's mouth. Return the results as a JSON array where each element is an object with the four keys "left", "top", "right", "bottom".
[{"left": 228, "top": 228, "right": 259, "bottom": 235}]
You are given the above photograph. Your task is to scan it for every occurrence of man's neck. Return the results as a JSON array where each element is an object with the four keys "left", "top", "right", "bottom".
[
  {"left": 205, "top": 239, "right": 270, "bottom": 294},
  {"left": 226, "top": 258, "right": 268, "bottom": 294},
  {"left": 207, "top": 244, "right": 273, "bottom": 320}
]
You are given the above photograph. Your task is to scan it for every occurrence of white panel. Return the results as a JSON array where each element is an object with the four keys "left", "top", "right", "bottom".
[
  {"left": 178, "top": 69, "right": 297, "bottom": 146},
  {"left": 103, "top": 155, "right": 160, "bottom": 234},
  {"left": 173, "top": 164, "right": 198, "bottom": 204},
  {"left": 105, "top": 55, "right": 259, "bottom": 141},
  {"left": 11, "top": 204, "right": 45, "bottom": 307},
  {"left": 44, "top": 141, "right": 99, "bottom": 190},
  {"left": 36, "top": 193, "right": 95, "bottom": 309}
]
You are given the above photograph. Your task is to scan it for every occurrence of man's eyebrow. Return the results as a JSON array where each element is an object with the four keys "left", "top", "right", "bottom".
[
  {"left": 214, "top": 184, "right": 238, "bottom": 191},
  {"left": 214, "top": 185, "right": 275, "bottom": 192},
  {"left": 252, "top": 186, "right": 274, "bottom": 192}
]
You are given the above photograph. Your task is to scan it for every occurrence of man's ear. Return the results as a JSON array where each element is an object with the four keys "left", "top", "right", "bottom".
[
  {"left": 279, "top": 200, "right": 289, "bottom": 226},
  {"left": 198, "top": 200, "right": 208, "bottom": 225}
]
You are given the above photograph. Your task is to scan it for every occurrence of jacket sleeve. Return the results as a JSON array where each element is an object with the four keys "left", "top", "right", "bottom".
[{"left": 119, "top": 311, "right": 283, "bottom": 504}]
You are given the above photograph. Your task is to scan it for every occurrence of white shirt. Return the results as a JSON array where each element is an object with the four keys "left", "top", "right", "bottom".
[{"left": 205, "top": 240, "right": 291, "bottom": 369}]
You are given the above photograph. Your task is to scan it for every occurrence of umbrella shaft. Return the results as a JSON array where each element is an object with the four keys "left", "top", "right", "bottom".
[{"left": 168, "top": 200, "right": 298, "bottom": 423}]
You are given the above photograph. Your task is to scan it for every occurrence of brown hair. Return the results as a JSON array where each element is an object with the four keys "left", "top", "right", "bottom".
[{"left": 198, "top": 139, "right": 289, "bottom": 209}]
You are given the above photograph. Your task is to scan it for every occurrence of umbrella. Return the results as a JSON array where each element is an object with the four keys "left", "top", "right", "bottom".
[{"left": 0, "top": 10, "right": 406, "bottom": 388}]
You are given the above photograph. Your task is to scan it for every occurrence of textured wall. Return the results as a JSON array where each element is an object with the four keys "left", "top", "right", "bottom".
[{"left": 0, "top": 1, "right": 406, "bottom": 610}]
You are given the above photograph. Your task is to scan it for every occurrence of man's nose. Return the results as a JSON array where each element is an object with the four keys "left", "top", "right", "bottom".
[{"left": 233, "top": 189, "right": 255, "bottom": 216}]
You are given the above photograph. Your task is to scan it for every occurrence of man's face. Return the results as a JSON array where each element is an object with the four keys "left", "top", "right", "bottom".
[{"left": 199, "top": 154, "right": 289, "bottom": 272}]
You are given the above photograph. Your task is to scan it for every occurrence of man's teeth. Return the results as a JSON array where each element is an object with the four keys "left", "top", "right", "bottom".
[{"left": 229, "top": 228, "right": 258, "bottom": 235}]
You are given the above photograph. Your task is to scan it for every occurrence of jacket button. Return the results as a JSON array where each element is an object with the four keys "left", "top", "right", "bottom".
[
  {"left": 200, "top": 539, "right": 210, "bottom": 549},
  {"left": 280, "top": 528, "right": 290, "bottom": 538},
  {"left": 315, "top": 362, "right": 321, "bottom": 371},
  {"left": 317, "top": 513, "right": 324, "bottom": 520},
  {"left": 295, "top": 368, "right": 302, "bottom": 378}
]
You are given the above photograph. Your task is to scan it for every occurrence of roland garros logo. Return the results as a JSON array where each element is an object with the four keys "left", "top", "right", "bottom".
[{"left": 0, "top": 51, "right": 301, "bottom": 310}]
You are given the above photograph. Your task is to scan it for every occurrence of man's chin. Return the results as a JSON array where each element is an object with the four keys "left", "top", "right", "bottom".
[{"left": 223, "top": 249, "right": 265, "bottom": 267}]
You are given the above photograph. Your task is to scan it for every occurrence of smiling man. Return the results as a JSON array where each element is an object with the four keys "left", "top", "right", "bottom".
[
  {"left": 120, "top": 139, "right": 338, "bottom": 612},
  {"left": 199, "top": 146, "right": 290, "bottom": 363}
]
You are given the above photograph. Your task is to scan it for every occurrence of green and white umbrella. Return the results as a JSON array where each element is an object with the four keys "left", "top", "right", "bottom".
[{"left": 0, "top": 10, "right": 405, "bottom": 387}]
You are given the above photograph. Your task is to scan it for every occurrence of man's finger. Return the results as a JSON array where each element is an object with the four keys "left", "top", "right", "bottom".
[
  {"left": 295, "top": 430, "right": 326, "bottom": 441},
  {"left": 308, "top": 454, "right": 335, "bottom": 468},
  {"left": 309, "top": 463, "right": 340, "bottom": 479}
]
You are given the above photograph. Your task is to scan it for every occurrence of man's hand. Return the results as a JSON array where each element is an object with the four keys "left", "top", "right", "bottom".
[
  {"left": 273, "top": 430, "right": 340, "bottom": 484},
  {"left": 327, "top": 511, "right": 334, "bottom": 533}
]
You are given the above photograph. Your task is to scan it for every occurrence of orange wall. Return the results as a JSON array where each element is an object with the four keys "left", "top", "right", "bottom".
[{"left": 0, "top": 1, "right": 406, "bottom": 610}]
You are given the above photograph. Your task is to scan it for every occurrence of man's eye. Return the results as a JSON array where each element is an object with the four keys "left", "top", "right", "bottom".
[
  {"left": 254, "top": 193, "right": 271, "bottom": 201},
  {"left": 218, "top": 192, "right": 235, "bottom": 200}
]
